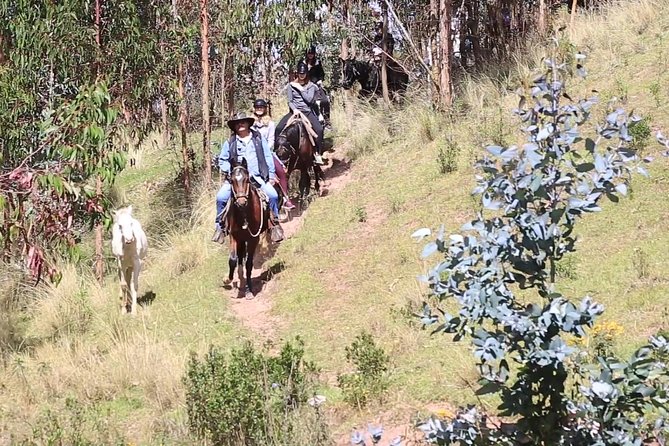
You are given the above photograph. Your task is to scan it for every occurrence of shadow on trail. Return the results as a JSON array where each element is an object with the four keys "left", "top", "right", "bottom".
[{"left": 138, "top": 290, "right": 157, "bottom": 307}]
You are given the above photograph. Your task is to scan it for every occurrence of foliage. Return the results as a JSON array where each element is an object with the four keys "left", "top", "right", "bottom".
[
  {"left": 184, "top": 337, "right": 327, "bottom": 446},
  {"left": 353, "top": 205, "right": 368, "bottom": 223},
  {"left": 629, "top": 117, "right": 652, "bottom": 152},
  {"left": 16, "top": 397, "right": 126, "bottom": 445},
  {"left": 0, "top": 0, "right": 169, "bottom": 281},
  {"left": 337, "top": 331, "right": 390, "bottom": 408},
  {"left": 414, "top": 39, "right": 669, "bottom": 445},
  {"left": 350, "top": 424, "right": 403, "bottom": 446},
  {"left": 437, "top": 137, "right": 459, "bottom": 174}
]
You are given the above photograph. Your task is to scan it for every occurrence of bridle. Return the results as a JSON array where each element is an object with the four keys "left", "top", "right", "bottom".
[{"left": 230, "top": 165, "right": 250, "bottom": 204}]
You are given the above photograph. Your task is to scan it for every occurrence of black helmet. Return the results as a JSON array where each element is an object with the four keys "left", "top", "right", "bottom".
[
  {"left": 253, "top": 98, "right": 268, "bottom": 108},
  {"left": 296, "top": 62, "right": 309, "bottom": 75},
  {"left": 307, "top": 45, "right": 316, "bottom": 55}
]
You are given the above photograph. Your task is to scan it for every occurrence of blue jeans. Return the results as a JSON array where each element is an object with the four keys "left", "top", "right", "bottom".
[{"left": 216, "top": 181, "right": 279, "bottom": 228}]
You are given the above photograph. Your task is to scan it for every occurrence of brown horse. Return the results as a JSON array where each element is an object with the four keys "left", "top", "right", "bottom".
[
  {"left": 222, "top": 163, "right": 269, "bottom": 298},
  {"left": 275, "top": 118, "right": 323, "bottom": 199}
]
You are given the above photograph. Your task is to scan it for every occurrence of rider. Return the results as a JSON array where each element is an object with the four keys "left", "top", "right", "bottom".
[
  {"left": 302, "top": 45, "right": 331, "bottom": 129},
  {"left": 213, "top": 112, "right": 284, "bottom": 243},
  {"left": 275, "top": 61, "right": 325, "bottom": 165},
  {"left": 303, "top": 45, "right": 325, "bottom": 84},
  {"left": 251, "top": 98, "right": 296, "bottom": 211}
]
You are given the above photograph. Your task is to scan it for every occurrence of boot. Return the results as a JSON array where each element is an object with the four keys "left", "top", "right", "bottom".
[
  {"left": 283, "top": 199, "right": 296, "bottom": 210},
  {"left": 269, "top": 214, "right": 284, "bottom": 243},
  {"left": 211, "top": 223, "right": 227, "bottom": 243}
]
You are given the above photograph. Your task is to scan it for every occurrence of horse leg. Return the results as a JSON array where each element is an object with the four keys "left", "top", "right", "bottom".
[
  {"left": 123, "top": 266, "right": 133, "bottom": 314},
  {"left": 244, "top": 239, "right": 258, "bottom": 299},
  {"left": 299, "top": 167, "right": 311, "bottom": 200},
  {"left": 237, "top": 242, "right": 247, "bottom": 298},
  {"left": 130, "top": 261, "right": 140, "bottom": 315},
  {"left": 225, "top": 238, "right": 237, "bottom": 286},
  {"left": 117, "top": 262, "right": 127, "bottom": 314},
  {"left": 314, "top": 164, "right": 323, "bottom": 194}
]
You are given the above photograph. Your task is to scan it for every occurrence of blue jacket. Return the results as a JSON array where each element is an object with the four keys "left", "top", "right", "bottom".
[{"left": 218, "top": 132, "right": 276, "bottom": 185}]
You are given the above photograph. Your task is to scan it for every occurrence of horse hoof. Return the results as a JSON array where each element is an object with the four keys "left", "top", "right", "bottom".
[{"left": 245, "top": 290, "right": 255, "bottom": 300}]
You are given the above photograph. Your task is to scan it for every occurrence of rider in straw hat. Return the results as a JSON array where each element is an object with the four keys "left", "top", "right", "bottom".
[{"left": 213, "top": 112, "right": 284, "bottom": 243}]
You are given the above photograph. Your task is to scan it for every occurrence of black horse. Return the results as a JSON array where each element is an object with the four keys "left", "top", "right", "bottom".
[{"left": 340, "top": 57, "right": 409, "bottom": 99}]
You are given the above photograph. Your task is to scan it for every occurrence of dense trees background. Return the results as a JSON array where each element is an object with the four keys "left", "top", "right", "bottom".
[{"left": 0, "top": 0, "right": 582, "bottom": 280}]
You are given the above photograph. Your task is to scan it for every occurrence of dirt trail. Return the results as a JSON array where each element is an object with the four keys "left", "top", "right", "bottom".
[{"left": 225, "top": 145, "right": 353, "bottom": 341}]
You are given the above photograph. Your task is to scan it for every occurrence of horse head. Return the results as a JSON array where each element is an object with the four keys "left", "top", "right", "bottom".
[
  {"left": 276, "top": 122, "right": 302, "bottom": 163},
  {"left": 230, "top": 162, "right": 251, "bottom": 208},
  {"left": 114, "top": 206, "right": 136, "bottom": 245}
]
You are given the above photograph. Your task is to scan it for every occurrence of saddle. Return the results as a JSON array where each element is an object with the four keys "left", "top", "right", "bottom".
[{"left": 285, "top": 110, "right": 318, "bottom": 146}]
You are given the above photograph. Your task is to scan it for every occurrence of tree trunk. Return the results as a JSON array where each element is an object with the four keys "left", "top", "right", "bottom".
[
  {"left": 220, "top": 53, "right": 227, "bottom": 123},
  {"left": 570, "top": 0, "right": 578, "bottom": 33},
  {"left": 381, "top": 1, "right": 390, "bottom": 105},
  {"left": 94, "top": 0, "right": 104, "bottom": 282},
  {"left": 178, "top": 61, "right": 191, "bottom": 192},
  {"left": 438, "top": 0, "right": 453, "bottom": 108},
  {"left": 225, "top": 49, "right": 235, "bottom": 115},
  {"left": 200, "top": 0, "right": 212, "bottom": 183},
  {"left": 161, "top": 95, "right": 169, "bottom": 149},
  {"left": 538, "top": 0, "right": 547, "bottom": 35}
]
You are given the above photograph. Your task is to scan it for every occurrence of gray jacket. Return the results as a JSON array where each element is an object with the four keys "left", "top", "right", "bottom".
[{"left": 286, "top": 81, "right": 318, "bottom": 114}]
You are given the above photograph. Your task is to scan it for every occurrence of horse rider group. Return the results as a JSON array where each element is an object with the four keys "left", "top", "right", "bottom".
[{"left": 212, "top": 46, "right": 330, "bottom": 245}]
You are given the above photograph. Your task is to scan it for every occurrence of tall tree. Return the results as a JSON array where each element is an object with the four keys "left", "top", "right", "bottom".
[
  {"left": 200, "top": 0, "right": 212, "bottom": 183},
  {"left": 438, "top": 0, "right": 452, "bottom": 108},
  {"left": 380, "top": 0, "right": 390, "bottom": 105}
]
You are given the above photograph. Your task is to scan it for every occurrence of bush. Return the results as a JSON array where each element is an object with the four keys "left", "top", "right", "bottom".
[
  {"left": 416, "top": 38, "right": 669, "bottom": 445},
  {"left": 629, "top": 116, "right": 652, "bottom": 152},
  {"left": 16, "top": 397, "right": 126, "bottom": 446},
  {"left": 437, "top": 137, "right": 459, "bottom": 174},
  {"left": 184, "top": 338, "right": 329, "bottom": 446},
  {"left": 337, "top": 332, "right": 390, "bottom": 408}
]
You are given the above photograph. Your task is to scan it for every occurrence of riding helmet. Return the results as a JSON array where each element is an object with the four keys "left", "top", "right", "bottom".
[
  {"left": 296, "top": 62, "right": 309, "bottom": 75},
  {"left": 307, "top": 45, "right": 316, "bottom": 55},
  {"left": 253, "top": 98, "right": 268, "bottom": 108}
]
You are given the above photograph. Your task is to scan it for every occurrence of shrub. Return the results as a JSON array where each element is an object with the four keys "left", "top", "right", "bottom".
[
  {"left": 184, "top": 338, "right": 328, "bottom": 446},
  {"left": 437, "top": 137, "right": 459, "bottom": 174},
  {"left": 337, "top": 332, "right": 390, "bottom": 408},
  {"left": 415, "top": 38, "right": 669, "bottom": 445},
  {"left": 629, "top": 116, "right": 652, "bottom": 152},
  {"left": 17, "top": 397, "right": 126, "bottom": 446}
]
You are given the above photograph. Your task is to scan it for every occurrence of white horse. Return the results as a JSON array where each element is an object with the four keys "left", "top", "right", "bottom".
[{"left": 111, "top": 205, "right": 148, "bottom": 315}]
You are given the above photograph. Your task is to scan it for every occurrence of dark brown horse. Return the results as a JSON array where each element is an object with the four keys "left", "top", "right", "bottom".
[
  {"left": 222, "top": 163, "right": 269, "bottom": 298},
  {"left": 275, "top": 118, "right": 323, "bottom": 199}
]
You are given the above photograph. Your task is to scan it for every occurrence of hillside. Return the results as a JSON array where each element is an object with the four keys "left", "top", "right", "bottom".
[{"left": 2, "top": 0, "right": 669, "bottom": 444}]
